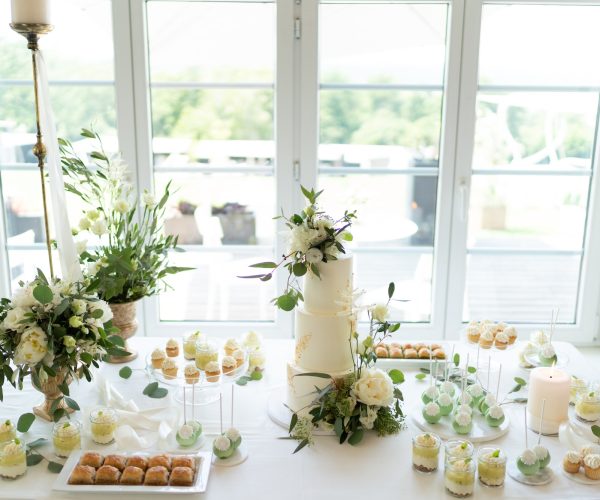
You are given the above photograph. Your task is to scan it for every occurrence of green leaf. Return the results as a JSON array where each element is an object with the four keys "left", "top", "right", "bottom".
[
  {"left": 43, "top": 365, "right": 56, "bottom": 377},
  {"left": 292, "top": 438, "right": 309, "bottom": 454},
  {"left": 514, "top": 377, "right": 527, "bottom": 386},
  {"left": 143, "top": 382, "right": 158, "bottom": 395},
  {"left": 591, "top": 425, "right": 600, "bottom": 439},
  {"left": 388, "top": 369, "right": 404, "bottom": 384},
  {"left": 467, "top": 366, "right": 477, "bottom": 374},
  {"left": 26, "top": 438, "right": 48, "bottom": 449},
  {"left": 508, "top": 384, "right": 522, "bottom": 394},
  {"left": 58, "top": 382, "right": 70, "bottom": 397},
  {"left": 334, "top": 417, "right": 343, "bottom": 438},
  {"left": 289, "top": 413, "right": 298, "bottom": 433},
  {"left": 277, "top": 294, "right": 297, "bottom": 312},
  {"left": 235, "top": 377, "right": 250, "bottom": 386},
  {"left": 80, "top": 128, "right": 95, "bottom": 138},
  {"left": 341, "top": 232, "right": 353, "bottom": 241},
  {"left": 119, "top": 366, "right": 132, "bottom": 379},
  {"left": 259, "top": 274, "right": 272, "bottom": 282},
  {"left": 91, "top": 308, "right": 104, "bottom": 319},
  {"left": 294, "top": 372, "right": 333, "bottom": 379},
  {"left": 53, "top": 409, "right": 66, "bottom": 423},
  {"left": 47, "top": 461, "right": 64, "bottom": 473},
  {"left": 148, "top": 388, "right": 168, "bottom": 399},
  {"left": 387, "top": 282, "right": 395, "bottom": 299},
  {"left": 80, "top": 352, "right": 93, "bottom": 365},
  {"left": 292, "top": 262, "right": 307, "bottom": 277},
  {"left": 453, "top": 353, "right": 460, "bottom": 367},
  {"left": 108, "top": 335, "right": 125, "bottom": 347},
  {"left": 348, "top": 428, "right": 364, "bottom": 446},
  {"left": 250, "top": 370, "right": 263, "bottom": 381},
  {"left": 250, "top": 262, "right": 278, "bottom": 269},
  {"left": 64, "top": 397, "right": 80, "bottom": 411},
  {"left": 415, "top": 373, "right": 427, "bottom": 380},
  {"left": 33, "top": 284, "right": 53, "bottom": 305},
  {"left": 26, "top": 453, "right": 44, "bottom": 466},
  {"left": 17, "top": 413, "right": 35, "bottom": 433}
]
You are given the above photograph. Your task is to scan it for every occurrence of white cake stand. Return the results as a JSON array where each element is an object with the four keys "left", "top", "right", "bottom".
[{"left": 267, "top": 387, "right": 334, "bottom": 436}]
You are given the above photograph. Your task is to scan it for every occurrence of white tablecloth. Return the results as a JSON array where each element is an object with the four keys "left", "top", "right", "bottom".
[{"left": 1, "top": 339, "right": 598, "bottom": 500}]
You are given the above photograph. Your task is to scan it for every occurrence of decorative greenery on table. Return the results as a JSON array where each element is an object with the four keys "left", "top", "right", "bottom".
[
  {"left": 60, "top": 129, "right": 191, "bottom": 303},
  {"left": 240, "top": 186, "right": 356, "bottom": 311},
  {"left": 0, "top": 270, "right": 125, "bottom": 420},
  {"left": 288, "top": 283, "right": 405, "bottom": 452}
]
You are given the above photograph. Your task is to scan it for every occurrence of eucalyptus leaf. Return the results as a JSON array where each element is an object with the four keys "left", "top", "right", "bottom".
[
  {"left": 64, "top": 397, "right": 80, "bottom": 411},
  {"left": 514, "top": 377, "right": 527, "bottom": 386},
  {"left": 26, "top": 453, "right": 44, "bottom": 466},
  {"left": 32, "top": 284, "right": 53, "bottom": 305},
  {"left": 148, "top": 387, "right": 168, "bottom": 399},
  {"left": 348, "top": 428, "right": 364, "bottom": 446},
  {"left": 591, "top": 425, "right": 600, "bottom": 439},
  {"left": 387, "top": 282, "right": 395, "bottom": 299},
  {"left": 467, "top": 366, "right": 477, "bottom": 374},
  {"left": 388, "top": 369, "right": 404, "bottom": 384},
  {"left": 26, "top": 438, "right": 48, "bottom": 449},
  {"left": 250, "top": 262, "right": 278, "bottom": 269},
  {"left": 235, "top": 377, "right": 249, "bottom": 386},
  {"left": 250, "top": 370, "right": 263, "bottom": 381},
  {"left": 143, "top": 382, "right": 158, "bottom": 395},
  {"left": 294, "top": 372, "right": 333, "bottom": 379},
  {"left": 289, "top": 413, "right": 298, "bottom": 433},
  {"left": 453, "top": 353, "right": 460, "bottom": 367},
  {"left": 47, "top": 461, "right": 64, "bottom": 473},
  {"left": 119, "top": 366, "right": 132, "bottom": 379},
  {"left": 415, "top": 373, "right": 427, "bottom": 380},
  {"left": 17, "top": 413, "right": 35, "bottom": 433},
  {"left": 293, "top": 438, "right": 309, "bottom": 454}
]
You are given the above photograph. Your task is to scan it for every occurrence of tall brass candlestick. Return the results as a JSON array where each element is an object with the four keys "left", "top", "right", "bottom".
[{"left": 9, "top": 22, "right": 55, "bottom": 279}]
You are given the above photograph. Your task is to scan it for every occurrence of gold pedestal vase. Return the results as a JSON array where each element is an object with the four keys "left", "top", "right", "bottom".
[
  {"left": 33, "top": 369, "right": 74, "bottom": 421},
  {"left": 107, "top": 301, "right": 139, "bottom": 363}
]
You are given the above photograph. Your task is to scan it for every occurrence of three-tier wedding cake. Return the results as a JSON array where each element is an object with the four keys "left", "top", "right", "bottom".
[{"left": 286, "top": 254, "right": 356, "bottom": 414}]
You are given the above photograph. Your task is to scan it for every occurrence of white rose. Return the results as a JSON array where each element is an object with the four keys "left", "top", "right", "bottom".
[
  {"left": 114, "top": 199, "right": 130, "bottom": 214},
  {"left": 371, "top": 304, "right": 390, "bottom": 323},
  {"left": 71, "top": 299, "right": 86, "bottom": 316},
  {"left": 288, "top": 225, "right": 313, "bottom": 254},
  {"left": 142, "top": 191, "right": 157, "bottom": 208},
  {"left": 75, "top": 240, "right": 87, "bottom": 255},
  {"left": 352, "top": 368, "right": 394, "bottom": 407},
  {"left": 305, "top": 248, "right": 323, "bottom": 264},
  {"left": 359, "top": 406, "right": 379, "bottom": 430},
  {"left": 78, "top": 217, "right": 91, "bottom": 231},
  {"left": 90, "top": 219, "right": 108, "bottom": 236},
  {"left": 3, "top": 307, "right": 29, "bottom": 331},
  {"left": 13, "top": 326, "right": 48, "bottom": 366},
  {"left": 11, "top": 285, "right": 36, "bottom": 308},
  {"left": 89, "top": 300, "right": 113, "bottom": 323}
]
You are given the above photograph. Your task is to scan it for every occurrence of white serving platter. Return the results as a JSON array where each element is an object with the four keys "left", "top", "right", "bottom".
[
  {"left": 507, "top": 462, "right": 553, "bottom": 486},
  {"left": 562, "top": 467, "right": 600, "bottom": 485},
  {"left": 411, "top": 405, "right": 510, "bottom": 443},
  {"left": 53, "top": 450, "right": 212, "bottom": 495}
]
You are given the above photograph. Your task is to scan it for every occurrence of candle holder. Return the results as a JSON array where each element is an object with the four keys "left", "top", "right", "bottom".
[{"left": 9, "top": 22, "right": 55, "bottom": 278}]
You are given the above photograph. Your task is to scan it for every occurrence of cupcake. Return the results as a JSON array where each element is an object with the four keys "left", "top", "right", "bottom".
[
  {"left": 222, "top": 356, "right": 236, "bottom": 375},
  {"left": 479, "top": 329, "right": 494, "bottom": 349},
  {"left": 452, "top": 411, "right": 472, "bottom": 435},
  {"left": 184, "top": 363, "right": 200, "bottom": 384},
  {"left": 151, "top": 348, "right": 166, "bottom": 369},
  {"left": 538, "top": 343, "right": 557, "bottom": 367},
  {"left": 466, "top": 324, "right": 480, "bottom": 344},
  {"left": 183, "top": 331, "right": 203, "bottom": 360},
  {"left": 494, "top": 332, "right": 508, "bottom": 350},
  {"left": 533, "top": 445, "right": 551, "bottom": 469},
  {"left": 530, "top": 329, "right": 549, "bottom": 346},
  {"left": 162, "top": 358, "right": 178, "bottom": 379},
  {"left": 437, "top": 393, "right": 454, "bottom": 416},
  {"left": 575, "top": 392, "right": 600, "bottom": 422},
  {"left": 224, "top": 339, "right": 240, "bottom": 356},
  {"left": 504, "top": 326, "right": 518, "bottom": 345},
  {"left": 485, "top": 405, "right": 505, "bottom": 427},
  {"left": 422, "top": 386, "right": 440, "bottom": 405},
  {"left": 581, "top": 444, "right": 600, "bottom": 457},
  {"left": 563, "top": 450, "right": 582, "bottom": 474},
  {"left": 412, "top": 433, "right": 441, "bottom": 472},
  {"left": 422, "top": 402, "right": 442, "bottom": 424},
  {"left": 166, "top": 338, "right": 179, "bottom": 357},
  {"left": 205, "top": 361, "right": 221, "bottom": 383},
  {"left": 516, "top": 448, "right": 539, "bottom": 476},
  {"left": 232, "top": 349, "right": 245, "bottom": 368},
  {"left": 583, "top": 453, "right": 600, "bottom": 480}
]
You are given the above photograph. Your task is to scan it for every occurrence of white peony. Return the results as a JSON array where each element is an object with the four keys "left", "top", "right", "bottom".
[
  {"left": 78, "top": 217, "right": 91, "bottom": 231},
  {"left": 90, "top": 219, "right": 108, "bottom": 236},
  {"left": 305, "top": 248, "right": 323, "bottom": 264},
  {"left": 371, "top": 304, "right": 390, "bottom": 323},
  {"left": 89, "top": 300, "right": 113, "bottom": 323},
  {"left": 352, "top": 368, "right": 394, "bottom": 407},
  {"left": 75, "top": 240, "right": 87, "bottom": 255},
  {"left": 11, "top": 285, "right": 36, "bottom": 308},
  {"left": 114, "top": 199, "right": 130, "bottom": 214},
  {"left": 311, "top": 217, "right": 333, "bottom": 245},
  {"left": 71, "top": 299, "right": 87, "bottom": 316},
  {"left": 13, "top": 326, "right": 48, "bottom": 366},
  {"left": 288, "top": 224, "right": 316, "bottom": 254},
  {"left": 359, "top": 406, "right": 379, "bottom": 430},
  {"left": 142, "top": 191, "right": 157, "bottom": 208},
  {"left": 3, "top": 307, "right": 29, "bottom": 331}
]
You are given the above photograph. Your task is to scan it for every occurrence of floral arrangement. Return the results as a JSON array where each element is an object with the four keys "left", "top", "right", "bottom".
[
  {"left": 60, "top": 129, "right": 191, "bottom": 303},
  {"left": 288, "top": 283, "right": 404, "bottom": 452},
  {"left": 241, "top": 186, "right": 356, "bottom": 311},
  {"left": 0, "top": 270, "right": 125, "bottom": 419}
]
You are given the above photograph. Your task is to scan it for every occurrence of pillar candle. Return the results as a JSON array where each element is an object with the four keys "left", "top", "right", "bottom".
[
  {"left": 526, "top": 366, "right": 570, "bottom": 434},
  {"left": 11, "top": 0, "right": 52, "bottom": 24}
]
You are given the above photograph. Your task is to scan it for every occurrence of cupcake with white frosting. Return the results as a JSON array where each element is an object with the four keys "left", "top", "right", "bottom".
[{"left": 583, "top": 453, "right": 600, "bottom": 480}]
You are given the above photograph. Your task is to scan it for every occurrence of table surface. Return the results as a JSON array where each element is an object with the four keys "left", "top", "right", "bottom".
[{"left": 1, "top": 339, "right": 598, "bottom": 500}]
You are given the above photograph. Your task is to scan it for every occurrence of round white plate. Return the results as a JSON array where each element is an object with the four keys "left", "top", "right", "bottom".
[
  {"left": 267, "top": 388, "right": 334, "bottom": 436},
  {"left": 562, "top": 467, "right": 600, "bottom": 485},
  {"left": 507, "top": 462, "right": 553, "bottom": 485},
  {"left": 211, "top": 442, "right": 248, "bottom": 467},
  {"left": 410, "top": 406, "right": 509, "bottom": 443},
  {"left": 524, "top": 351, "right": 569, "bottom": 369}
]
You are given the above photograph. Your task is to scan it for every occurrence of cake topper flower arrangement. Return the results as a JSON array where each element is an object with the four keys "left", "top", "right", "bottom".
[
  {"left": 288, "top": 283, "right": 404, "bottom": 452},
  {"left": 240, "top": 186, "right": 356, "bottom": 311}
]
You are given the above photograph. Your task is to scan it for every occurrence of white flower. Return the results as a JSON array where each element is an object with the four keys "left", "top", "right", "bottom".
[
  {"left": 78, "top": 217, "right": 91, "bottom": 231},
  {"left": 13, "top": 326, "right": 48, "bottom": 366},
  {"left": 87, "top": 261, "right": 99, "bottom": 276},
  {"left": 305, "top": 248, "right": 323, "bottom": 264},
  {"left": 11, "top": 285, "right": 36, "bottom": 308},
  {"left": 3, "top": 307, "right": 29, "bottom": 332},
  {"left": 63, "top": 335, "right": 76, "bottom": 349},
  {"left": 108, "top": 158, "right": 128, "bottom": 183},
  {"left": 248, "top": 350, "right": 266, "bottom": 370},
  {"left": 288, "top": 224, "right": 318, "bottom": 254},
  {"left": 242, "top": 331, "right": 263, "bottom": 351},
  {"left": 69, "top": 316, "right": 83, "bottom": 328},
  {"left": 89, "top": 300, "right": 113, "bottom": 323},
  {"left": 359, "top": 406, "right": 379, "bottom": 430},
  {"left": 75, "top": 240, "right": 87, "bottom": 255},
  {"left": 352, "top": 368, "right": 394, "bottom": 407},
  {"left": 371, "top": 304, "right": 390, "bottom": 323},
  {"left": 90, "top": 219, "right": 108, "bottom": 236},
  {"left": 71, "top": 299, "right": 86, "bottom": 316},
  {"left": 114, "top": 199, "right": 129, "bottom": 214},
  {"left": 142, "top": 190, "right": 157, "bottom": 208},
  {"left": 86, "top": 209, "right": 100, "bottom": 221},
  {"left": 311, "top": 216, "right": 333, "bottom": 245}
]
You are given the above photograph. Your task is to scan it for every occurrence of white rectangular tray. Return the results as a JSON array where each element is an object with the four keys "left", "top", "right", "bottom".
[{"left": 53, "top": 450, "right": 212, "bottom": 495}]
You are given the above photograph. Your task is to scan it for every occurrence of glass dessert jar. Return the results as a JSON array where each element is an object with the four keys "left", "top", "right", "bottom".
[
  {"left": 195, "top": 341, "right": 218, "bottom": 370},
  {"left": 445, "top": 457, "right": 476, "bottom": 497},
  {"left": 477, "top": 447, "right": 506, "bottom": 487},
  {"left": 0, "top": 419, "right": 16, "bottom": 444},
  {"left": 412, "top": 433, "right": 441, "bottom": 472},
  {"left": 183, "top": 331, "right": 204, "bottom": 360},
  {"left": 90, "top": 407, "right": 118, "bottom": 445},
  {"left": 445, "top": 439, "right": 474, "bottom": 465},
  {"left": 53, "top": 420, "right": 82, "bottom": 458},
  {"left": 0, "top": 439, "right": 27, "bottom": 479}
]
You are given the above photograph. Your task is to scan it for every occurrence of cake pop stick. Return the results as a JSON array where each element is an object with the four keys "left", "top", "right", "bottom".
[
  {"left": 496, "top": 364, "right": 502, "bottom": 400},
  {"left": 487, "top": 356, "right": 491, "bottom": 392},
  {"left": 524, "top": 406, "right": 528, "bottom": 449},
  {"left": 549, "top": 308, "right": 559, "bottom": 344},
  {"left": 219, "top": 393, "right": 223, "bottom": 435},
  {"left": 183, "top": 386, "right": 187, "bottom": 424},
  {"left": 476, "top": 344, "right": 480, "bottom": 374},
  {"left": 191, "top": 383, "right": 195, "bottom": 421},
  {"left": 465, "top": 353, "right": 470, "bottom": 381},
  {"left": 231, "top": 384, "right": 234, "bottom": 428},
  {"left": 538, "top": 399, "right": 546, "bottom": 444},
  {"left": 429, "top": 351, "right": 433, "bottom": 386}
]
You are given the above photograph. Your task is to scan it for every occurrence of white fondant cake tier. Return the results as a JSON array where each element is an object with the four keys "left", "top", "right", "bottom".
[
  {"left": 294, "top": 307, "right": 355, "bottom": 373},
  {"left": 303, "top": 254, "right": 353, "bottom": 314},
  {"left": 286, "top": 362, "right": 353, "bottom": 415}
]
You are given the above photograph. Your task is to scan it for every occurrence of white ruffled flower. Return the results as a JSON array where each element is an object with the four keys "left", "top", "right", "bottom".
[
  {"left": 3, "top": 307, "right": 29, "bottom": 332},
  {"left": 11, "top": 285, "right": 37, "bottom": 308},
  {"left": 311, "top": 216, "right": 333, "bottom": 245},
  {"left": 359, "top": 406, "right": 379, "bottom": 430},
  {"left": 305, "top": 248, "right": 323, "bottom": 264},
  {"left": 142, "top": 190, "right": 157, "bottom": 208},
  {"left": 352, "top": 368, "right": 394, "bottom": 407},
  {"left": 78, "top": 217, "right": 91, "bottom": 231},
  {"left": 288, "top": 224, "right": 316, "bottom": 254},
  {"left": 13, "top": 326, "right": 48, "bottom": 366},
  {"left": 114, "top": 199, "right": 129, "bottom": 214},
  {"left": 71, "top": 299, "right": 86, "bottom": 316},
  {"left": 90, "top": 218, "right": 108, "bottom": 236},
  {"left": 89, "top": 300, "right": 113, "bottom": 323},
  {"left": 75, "top": 240, "right": 87, "bottom": 255},
  {"left": 371, "top": 304, "right": 390, "bottom": 323}
]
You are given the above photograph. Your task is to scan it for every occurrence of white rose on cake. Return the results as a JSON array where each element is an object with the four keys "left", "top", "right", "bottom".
[
  {"left": 305, "top": 248, "right": 323, "bottom": 264},
  {"left": 288, "top": 224, "right": 317, "bottom": 254},
  {"left": 13, "top": 326, "right": 48, "bottom": 366},
  {"left": 352, "top": 368, "right": 394, "bottom": 407},
  {"left": 371, "top": 304, "right": 389, "bottom": 323}
]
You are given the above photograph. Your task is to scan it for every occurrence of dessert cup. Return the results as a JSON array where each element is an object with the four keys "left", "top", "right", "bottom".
[
  {"left": 412, "top": 433, "right": 441, "bottom": 473},
  {"left": 478, "top": 447, "right": 506, "bottom": 487},
  {"left": 445, "top": 457, "right": 475, "bottom": 497}
]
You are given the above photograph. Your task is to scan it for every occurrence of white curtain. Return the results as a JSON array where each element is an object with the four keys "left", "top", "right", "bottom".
[{"left": 34, "top": 50, "right": 82, "bottom": 282}]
